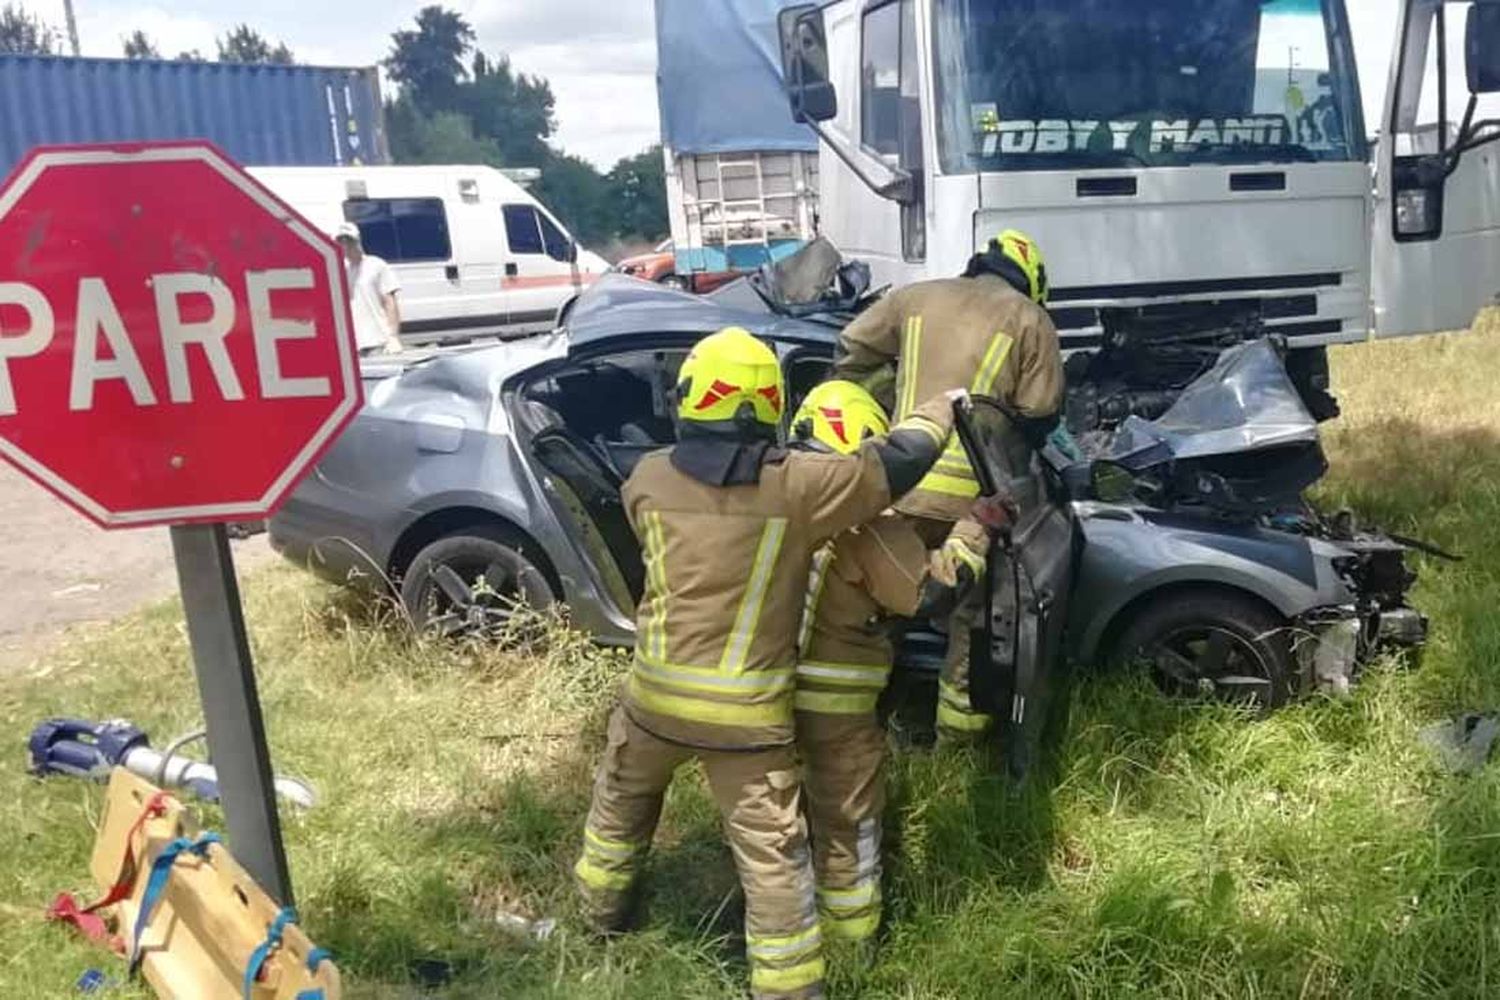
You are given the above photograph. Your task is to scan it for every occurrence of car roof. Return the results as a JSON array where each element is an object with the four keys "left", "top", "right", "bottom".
[{"left": 564, "top": 274, "right": 837, "bottom": 351}]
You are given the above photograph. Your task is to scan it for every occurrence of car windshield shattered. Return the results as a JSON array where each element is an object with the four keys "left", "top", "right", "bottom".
[{"left": 932, "top": 0, "right": 1366, "bottom": 173}]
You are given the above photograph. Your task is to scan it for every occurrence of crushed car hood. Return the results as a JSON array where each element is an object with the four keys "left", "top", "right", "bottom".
[{"left": 1106, "top": 339, "right": 1320, "bottom": 467}]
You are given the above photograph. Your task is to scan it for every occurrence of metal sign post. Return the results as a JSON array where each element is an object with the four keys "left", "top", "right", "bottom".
[
  {"left": 0, "top": 142, "right": 361, "bottom": 905},
  {"left": 170, "top": 524, "right": 294, "bottom": 905}
]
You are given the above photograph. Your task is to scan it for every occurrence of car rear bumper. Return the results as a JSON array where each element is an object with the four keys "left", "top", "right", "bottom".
[{"left": 268, "top": 500, "right": 387, "bottom": 591}]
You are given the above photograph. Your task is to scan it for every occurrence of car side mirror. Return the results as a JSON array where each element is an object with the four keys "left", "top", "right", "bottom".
[
  {"left": 1090, "top": 461, "right": 1136, "bottom": 503},
  {"left": 1468, "top": 6, "right": 1500, "bottom": 94},
  {"left": 779, "top": 5, "right": 837, "bottom": 123}
]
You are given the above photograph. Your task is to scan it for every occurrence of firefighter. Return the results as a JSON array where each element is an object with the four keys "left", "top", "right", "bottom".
[
  {"left": 575, "top": 327, "right": 963, "bottom": 1000},
  {"left": 788, "top": 380, "right": 988, "bottom": 947},
  {"left": 833, "top": 229, "right": 1065, "bottom": 738}
]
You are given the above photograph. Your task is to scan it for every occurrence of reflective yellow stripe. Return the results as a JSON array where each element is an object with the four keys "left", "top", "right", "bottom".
[
  {"left": 795, "top": 661, "right": 890, "bottom": 688},
  {"left": 720, "top": 518, "right": 788, "bottom": 672},
  {"left": 798, "top": 544, "right": 835, "bottom": 652},
  {"left": 747, "top": 923, "right": 823, "bottom": 959},
  {"left": 939, "top": 679, "right": 972, "bottom": 709},
  {"left": 898, "top": 413, "right": 946, "bottom": 448},
  {"left": 898, "top": 316, "right": 922, "bottom": 419},
  {"left": 750, "top": 955, "right": 826, "bottom": 994},
  {"left": 629, "top": 674, "right": 792, "bottom": 727},
  {"left": 944, "top": 537, "right": 987, "bottom": 578},
  {"left": 583, "top": 828, "right": 641, "bottom": 859},
  {"left": 822, "top": 910, "right": 880, "bottom": 941},
  {"left": 971, "top": 331, "right": 1015, "bottom": 395},
  {"left": 795, "top": 689, "right": 881, "bottom": 714},
  {"left": 574, "top": 856, "right": 633, "bottom": 891},
  {"left": 636, "top": 654, "right": 793, "bottom": 696},
  {"left": 937, "top": 700, "right": 993, "bottom": 731},
  {"left": 641, "top": 511, "right": 669, "bottom": 663},
  {"left": 916, "top": 470, "right": 982, "bottom": 498},
  {"left": 817, "top": 883, "right": 877, "bottom": 908}
]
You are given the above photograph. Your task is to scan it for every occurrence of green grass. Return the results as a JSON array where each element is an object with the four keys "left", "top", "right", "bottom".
[{"left": 4, "top": 314, "right": 1500, "bottom": 998}]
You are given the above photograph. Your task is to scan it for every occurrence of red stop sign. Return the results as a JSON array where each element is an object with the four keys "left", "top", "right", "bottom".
[{"left": 0, "top": 142, "right": 361, "bottom": 528}]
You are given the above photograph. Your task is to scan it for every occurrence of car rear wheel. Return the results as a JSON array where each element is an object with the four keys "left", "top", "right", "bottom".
[
  {"left": 659, "top": 273, "right": 691, "bottom": 291},
  {"left": 399, "top": 528, "right": 556, "bottom": 638},
  {"left": 1111, "top": 591, "right": 1294, "bottom": 711}
]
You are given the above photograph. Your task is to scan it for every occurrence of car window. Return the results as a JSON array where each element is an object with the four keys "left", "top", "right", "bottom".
[
  {"left": 342, "top": 198, "right": 451, "bottom": 262},
  {"left": 503, "top": 203, "right": 545, "bottom": 255},
  {"left": 537, "top": 211, "right": 573, "bottom": 262}
]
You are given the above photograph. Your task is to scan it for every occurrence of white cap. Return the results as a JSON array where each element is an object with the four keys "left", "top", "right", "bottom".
[{"left": 333, "top": 222, "right": 361, "bottom": 243}]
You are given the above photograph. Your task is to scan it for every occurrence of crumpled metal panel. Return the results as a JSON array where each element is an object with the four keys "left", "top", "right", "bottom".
[{"left": 0, "top": 54, "right": 387, "bottom": 177}]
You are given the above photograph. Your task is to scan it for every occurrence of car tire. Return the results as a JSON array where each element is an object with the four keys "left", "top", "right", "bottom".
[
  {"left": 1110, "top": 591, "right": 1294, "bottom": 711},
  {"left": 399, "top": 528, "right": 556, "bottom": 637},
  {"left": 659, "top": 273, "right": 691, "bottom": 292}
]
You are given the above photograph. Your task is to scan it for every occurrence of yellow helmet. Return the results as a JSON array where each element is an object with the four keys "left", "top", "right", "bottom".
[
  {"left": 676, "top": 326, "right": 785, "bottom": 430},
  {"left": 791, "top": 380, "right": 890, "bottom": 454},
  {"left": 992, "top": 228, "right": 1049, "bottom": 305}
]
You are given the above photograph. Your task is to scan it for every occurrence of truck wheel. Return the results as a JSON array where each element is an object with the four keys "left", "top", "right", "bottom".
[
  {"left": 1110, "top": 591, "right": 1294, "bottom": 710},
  {"left": 399, "top": 528, "right": 556, "bottom": 637}
]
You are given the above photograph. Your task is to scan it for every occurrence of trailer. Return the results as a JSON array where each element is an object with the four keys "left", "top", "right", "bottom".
[{"left": 655, "top": 0, "right": 819, "bottom": 288}]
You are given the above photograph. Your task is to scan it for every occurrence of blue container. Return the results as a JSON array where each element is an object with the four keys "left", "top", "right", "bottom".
[{"left": 0, "top": 54, "right": 388, "bottom": 176}]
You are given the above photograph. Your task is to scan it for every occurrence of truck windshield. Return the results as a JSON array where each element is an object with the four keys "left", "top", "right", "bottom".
[{"left": 933, "top": 0, "right": 1365, "bottom": 173}]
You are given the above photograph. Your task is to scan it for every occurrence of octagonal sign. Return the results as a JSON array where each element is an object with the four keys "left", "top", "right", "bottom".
[{"left": 0, "top": 142, "right": 361, "bottom": 528}]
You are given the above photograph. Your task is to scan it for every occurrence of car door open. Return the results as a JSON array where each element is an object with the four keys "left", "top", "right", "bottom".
[{"left": 953, "top": 398, "right": 1081, "bottom": 781}]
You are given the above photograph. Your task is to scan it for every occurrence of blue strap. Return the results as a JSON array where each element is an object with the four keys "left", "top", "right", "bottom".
[
  {"left": 295, "top": 992, "right": 326, "bottom": 1000},
  {"left": 127, "top": 833, "right": 222, "bottom": 976},
  {"left": 242, "top": 906, "right": 298, "bottom": 1000},
  {"left": 305, "top": 947, "right": 332, "bottom": 972}
]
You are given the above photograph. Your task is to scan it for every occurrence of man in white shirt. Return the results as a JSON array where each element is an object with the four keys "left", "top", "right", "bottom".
[{"left": 335, "top": 222, "right": 403, "bottom": 356}]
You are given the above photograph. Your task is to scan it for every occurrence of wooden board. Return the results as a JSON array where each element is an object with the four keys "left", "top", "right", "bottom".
[{"left": 90, "top": 769, "right": 341, "bottom": 1000}]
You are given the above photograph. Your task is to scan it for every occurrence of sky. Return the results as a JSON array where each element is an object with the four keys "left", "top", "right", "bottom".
[{"left": 19, "top": 0, "right": 1432, "bottom": 169}]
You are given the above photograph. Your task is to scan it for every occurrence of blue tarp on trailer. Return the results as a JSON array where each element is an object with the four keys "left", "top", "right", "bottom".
[
  {"left": 656, "top": 0, "right": 817, "bottom": 155},
  {"left": 0, "top": 55, "right": 387, "bottom": 177}
]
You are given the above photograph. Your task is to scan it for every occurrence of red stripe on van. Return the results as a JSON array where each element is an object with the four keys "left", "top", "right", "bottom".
[{"left": 502, "top": 273, "right": 601, "bottom": 290}]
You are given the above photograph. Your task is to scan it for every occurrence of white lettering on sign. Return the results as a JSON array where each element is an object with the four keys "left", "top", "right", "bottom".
[
  {"left": 70, "top": 277, "right": 157, "bottom": 410},
  {"left": 973, "top": 114, "right": 1294, "bottom": 156},
  {"left": 154, "top": 273, "right": 244, "bottom": 404},
  {"left": 0, "top": 272, "right": 336, "bottom": 415},
  {"left": 247, "top": 269, "right": 330, "bottom": 400},
  {"left": 1149, "top": 120, "right": 1192, "bottom": 152},
  {"left": 0, "top": 282, "right": 55, "bottom": 417}
]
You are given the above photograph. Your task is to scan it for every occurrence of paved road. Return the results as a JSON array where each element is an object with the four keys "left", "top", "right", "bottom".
[{"left": 0, "top": 464, "right": 275, "bottom": 670}]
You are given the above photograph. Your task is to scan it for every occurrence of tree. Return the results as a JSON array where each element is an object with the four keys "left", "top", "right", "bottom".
[
  {"left": 122, "top": 30, "right": 160, "bottom": 60},
  {"left": 385, "top": 6, "right": 475, "bottom": 114},
  {"left": 216, "top": 24, "right": 294, "bottom": 65},
  {"left": 0, "top": 3, "right": 56, "bottom": 55},
  {"left": 536, "top": 152, "right": 612, "bottom": 246},
  {"left": 176, "top": 50, "right": 206, "bottom": 62},
  {"left": 387, "top": 101, "right": 505, "bottom": 167},
  {"left": 462, "top": 53, "right": 557, "bottom": 167},
  {"left": 607, "top": 146, "right": 669, "bottom": 242}
]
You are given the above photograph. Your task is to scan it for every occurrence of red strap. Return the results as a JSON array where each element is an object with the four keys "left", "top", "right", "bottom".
[{"left": 47, "top": 790, "right": 173, "bottom": 951}]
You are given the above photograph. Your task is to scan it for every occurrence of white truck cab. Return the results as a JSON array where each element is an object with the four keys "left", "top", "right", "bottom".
[
  {"left": 249, "top": 164, "right": 611, "bottom": 344},
  {"left": 778, "top": 0, "right": 1500, "bottom": 351}
]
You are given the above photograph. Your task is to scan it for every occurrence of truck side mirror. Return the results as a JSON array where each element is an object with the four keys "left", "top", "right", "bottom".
[
  {"left": 1468, "top": 6, "right": 1500, "bottom": 94},
  {"left": 778, "top": 5, "right": 837, "bottom": 123}
]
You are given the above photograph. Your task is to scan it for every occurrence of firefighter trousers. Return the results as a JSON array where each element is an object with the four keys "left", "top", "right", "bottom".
[
  {"left": 575, "top": 706, "right": 824, "bottom": 999},
  {"left": 906, "top": 515, "right": 995, "bottom": 737},
  {"left": 795, "top": 710, "right": 886, "bottom": 942}
]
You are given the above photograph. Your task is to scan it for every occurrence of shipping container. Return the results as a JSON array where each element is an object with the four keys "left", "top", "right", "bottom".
[{"left": 0, "top": 54, "right": 388, "bottom": 177}]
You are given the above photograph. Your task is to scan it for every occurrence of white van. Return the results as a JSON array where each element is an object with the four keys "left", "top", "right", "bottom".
[{"left": 248, "top": 164, "right": 611, "bottom": 343}]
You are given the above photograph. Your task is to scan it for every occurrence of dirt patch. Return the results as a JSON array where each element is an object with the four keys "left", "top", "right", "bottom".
[{"left": 0, "top": 465, "right": 276, "bottom": 672}]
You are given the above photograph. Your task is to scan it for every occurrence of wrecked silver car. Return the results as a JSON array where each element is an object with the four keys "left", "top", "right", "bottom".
[
  {"left": 269, "top": 266, "right": 1426, "bottom": 712},
  {"left": 1055, "top": 338, "right": 1427, "bottom": 705}
]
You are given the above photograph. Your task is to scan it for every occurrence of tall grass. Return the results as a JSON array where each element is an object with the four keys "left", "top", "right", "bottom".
[{"left": 3, "top": 315, "right": 1500, "bottom": 998}]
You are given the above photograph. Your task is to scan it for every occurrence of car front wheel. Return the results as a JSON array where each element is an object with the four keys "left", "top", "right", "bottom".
[
  {"left": 399, "top": 528, "right": 556, "bottom": 637},
  {"left": 1110, "top": 591, "right": 1294, "bottom": 711}
]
